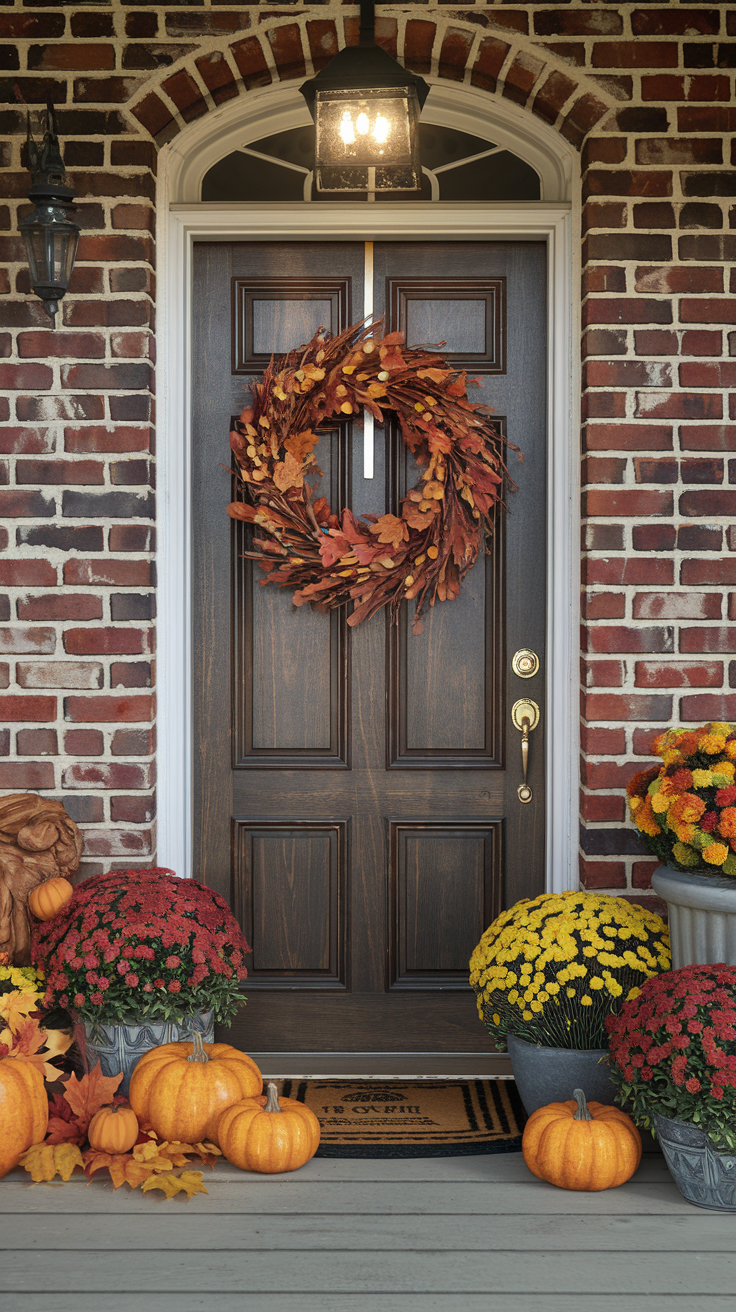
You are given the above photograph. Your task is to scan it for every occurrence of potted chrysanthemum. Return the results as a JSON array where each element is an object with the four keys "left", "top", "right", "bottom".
[
  {"left": 627, "top": 721, "right": 736, "bottom": 968},
  {"left": 31, "top": 867, "right": 250, "bottom": 1093},
  {"left": 469, "top": 891, "right": 670, "bottom": 1114},
  {"left": 607, "top": 963, "right": 736, "bottom": 1211}
]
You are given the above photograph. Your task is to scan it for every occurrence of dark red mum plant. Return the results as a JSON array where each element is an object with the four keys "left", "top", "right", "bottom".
[
  {"left": 606, "top": 963, "right": 736, "bottom": 1151},
  {"left": 31, "top": 868, "right": 250, "bottom": 1026}
]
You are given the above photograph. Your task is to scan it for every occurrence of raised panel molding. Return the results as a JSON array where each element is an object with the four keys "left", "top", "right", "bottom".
[
  {"left": 233, "top": 819, "right": 349, "bottom": 990},
  {"left": 234, "top": 426, "right": 351, "bottom": 769},
  {"left": 388, "top": 820, "right": 502, "bottom": 991},
  {"left": 387, "top": 431, "right": 505, "bottom": 770},
  {"left": 387, "top": 277, "right": 506, "bottom": 371},
  {"left": 232, "top": 277, "right": 351, "bottom": 372}
]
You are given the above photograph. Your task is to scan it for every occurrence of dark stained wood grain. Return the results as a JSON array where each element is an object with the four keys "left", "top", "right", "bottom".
[{"left": 192, "top": 240, "right": 547, "bottom": 1055}]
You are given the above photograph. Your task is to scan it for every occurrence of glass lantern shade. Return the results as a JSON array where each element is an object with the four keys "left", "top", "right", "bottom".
[
  {"left": 20, "top": 196, "right": 79, "bottom": 324},
  {"left": 23, "top": 212, "right": 79, "bottom": 293},
  {"left": 314, "top": 85, "right": 421, "bottom": 193}
]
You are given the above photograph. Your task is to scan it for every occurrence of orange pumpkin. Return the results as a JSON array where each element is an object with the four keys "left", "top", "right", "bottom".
[
  {"left": 28, "top": 877, "right": 73, "bottom": 922},
  {"left": 0, "top": 1058, "right": 49, "bottom": 1179},
  {"left": 218, "top": 1082, "right": 321, "bottom": 1174},
  {"left": 87, "top": 1103, "right": 139, "bottom": 1155},
  {"left": 522, "top": 1087, "right": 641, "bottom": 1191},
  {"left": 128, "top": 1032, "right": 261, "bottom": 1144}
]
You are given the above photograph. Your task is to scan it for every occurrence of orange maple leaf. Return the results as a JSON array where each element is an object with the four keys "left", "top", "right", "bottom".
[{"left": 62, "top": 1062, "right": 123, "bottom": 1132}]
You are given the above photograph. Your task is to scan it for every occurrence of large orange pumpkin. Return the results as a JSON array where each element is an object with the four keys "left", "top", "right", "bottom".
[
  {"left": 128, "top": 1032, "right": 261, "bottom": 1144},
  {"left": 218, "top": 1082, "right": 321, "bottom": 1174},
  {"left": 0, "top": 1058, "right": 49, "bottom": 1179},
  {"left": 28, "top": 877, "right": 73, "bottom": 922},
  {"left": 87, "top": 1103, "right": 139, "bottom": 1155},
  {"left": 522, "top": 1088, "right": 641, "bottom": 1191}
]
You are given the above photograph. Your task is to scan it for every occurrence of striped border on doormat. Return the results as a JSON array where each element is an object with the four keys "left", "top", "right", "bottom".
[{"left": 276, "top": 1078, "right": 527, "bottom": 1158}]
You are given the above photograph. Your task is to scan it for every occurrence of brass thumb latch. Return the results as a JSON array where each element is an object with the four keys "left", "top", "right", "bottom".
[{"left": 511, "top": 698, "right": 540, "bottom": 805}]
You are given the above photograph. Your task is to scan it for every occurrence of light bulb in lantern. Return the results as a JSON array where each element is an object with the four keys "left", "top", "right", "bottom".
[
  {"left": 373, "top": 115, "right": 390, "bottom": 144},
  {"left": 356, "top": 112, "right": 370, "bottom": 136},
  {"left": 339, "top": 111, "right": 356, "bottom": 145}
]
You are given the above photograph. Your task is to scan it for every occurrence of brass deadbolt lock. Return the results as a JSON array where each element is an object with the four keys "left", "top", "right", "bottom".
[{"left": 512, "top": 648, "right": 539, "bottom": 679}]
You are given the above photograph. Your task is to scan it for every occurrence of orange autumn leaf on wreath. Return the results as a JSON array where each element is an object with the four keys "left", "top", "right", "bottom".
[
  {"left": 273, "top": 451, "right": 304, "bottom": 492},
  {"left": 283, "top": 429, "right": 319, "bottom": 462},
  {"left": 369, "top": 515, "right": 409, "bottom": 550}
]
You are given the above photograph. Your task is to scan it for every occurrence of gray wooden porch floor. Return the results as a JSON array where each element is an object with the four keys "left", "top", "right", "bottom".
[{"left": 1, "top": 1151, "right": 733, "bottom": 1310}]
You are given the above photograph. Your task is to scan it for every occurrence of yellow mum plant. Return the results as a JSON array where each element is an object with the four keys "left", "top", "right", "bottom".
[{"left": 469, "top": 892, "right": 670, "bottom": 1051}]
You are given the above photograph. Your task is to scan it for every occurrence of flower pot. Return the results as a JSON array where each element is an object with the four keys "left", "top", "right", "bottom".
[
  {"left": 81, "top": 1010, "right": 215, "bottom": 1096},
  {"left": 506, "top": 1033, "right": 618, "bottom": 1116},
  {"left": 651, "top": 865, "right": 736, "bottom": 969},
  {"left": 654, "top": 1111, "right": 736, "bottom": 1212}
]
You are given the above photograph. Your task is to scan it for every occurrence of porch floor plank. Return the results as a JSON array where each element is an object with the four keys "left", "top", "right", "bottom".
[{"left": 1, "top": 1153, "right": 730, "bottom": 1307}]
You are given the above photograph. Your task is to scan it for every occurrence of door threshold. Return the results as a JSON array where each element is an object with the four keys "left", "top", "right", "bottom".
[{"left": 250, "top": 1052, "right": 513, "bottom": 1080}]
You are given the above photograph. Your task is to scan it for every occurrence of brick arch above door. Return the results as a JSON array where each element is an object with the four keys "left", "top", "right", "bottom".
[{"left": 125, "top": 14, "right": 617, "bottom": 157}]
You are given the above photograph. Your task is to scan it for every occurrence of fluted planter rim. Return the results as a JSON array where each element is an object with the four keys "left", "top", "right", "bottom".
[{"left": 651, "top": 865, "right": 736, "bottom": 913}]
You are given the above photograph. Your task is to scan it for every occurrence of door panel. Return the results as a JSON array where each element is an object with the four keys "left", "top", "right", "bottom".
[{"left": 191, "top": 239, "right": 546, "bottom": 1055}]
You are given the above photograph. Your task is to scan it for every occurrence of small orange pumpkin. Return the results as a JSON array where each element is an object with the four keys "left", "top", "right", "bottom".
[
  {"left": 0, "top": 1058, "right": 49, "bottom": 1179},
  {"left": 128, "top": 1032, "right": 262, "bottom": 1145},
  {"left": 28, "top": 877, "right": 74, "bottom": 922},
  {"left": 87, "top": 1103, "right": 139, "bottom": 1155},
  {"left": 218, "top": 1082, "right": 321, "bottom": 1174},
  {"left": 522, "top": 1088, "right": 641, "bottom": 1191}
]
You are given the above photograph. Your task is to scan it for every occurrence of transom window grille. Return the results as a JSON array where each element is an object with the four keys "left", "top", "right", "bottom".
[{"left": 201, "top": 124, "right": 541, "bottom": 203}]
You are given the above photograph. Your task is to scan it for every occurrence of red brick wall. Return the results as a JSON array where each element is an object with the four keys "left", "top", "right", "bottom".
[{"left": 1, "top": 3, "right": 735, "bottom": 897}]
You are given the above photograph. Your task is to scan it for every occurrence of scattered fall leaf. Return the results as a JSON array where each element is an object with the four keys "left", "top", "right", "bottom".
[
  {"left": 21, "top": 1141, "right": 84, "bottom": 1183},
  {"left": 141, "top": 1171, "right": 208, "bottom": 1200}
]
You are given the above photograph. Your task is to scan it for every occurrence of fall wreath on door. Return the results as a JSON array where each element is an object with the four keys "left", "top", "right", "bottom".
[{"left": 227, "top": 320, "right": 517, "bottom": 634}]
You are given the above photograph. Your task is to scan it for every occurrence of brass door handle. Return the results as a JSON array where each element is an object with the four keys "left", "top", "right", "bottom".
[{"left": 511, "top": 698, "right": 540, "bottom": 805}]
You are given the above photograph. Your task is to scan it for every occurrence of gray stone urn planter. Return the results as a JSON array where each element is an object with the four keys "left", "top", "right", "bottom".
[
  {"left": 651, "top": 865, "right": 736, "bottom": 968},
  {"left": 506, "top": 1034, "right": 618, "bottom": 1116},
  {"left": 81, "top": 1010, "right": 215, "bottom": 1096},
  {"left": 654, "top": 1111, "right": 736, "bottom": 1211}
]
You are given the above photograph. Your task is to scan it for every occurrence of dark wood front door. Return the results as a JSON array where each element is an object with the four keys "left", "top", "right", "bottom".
[{"left": 192, "top": 240, "right": 547, "bottom": 1055}]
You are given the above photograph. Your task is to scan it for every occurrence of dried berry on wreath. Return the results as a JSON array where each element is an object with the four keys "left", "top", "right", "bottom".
[{"left": 226, "top": 321, "right": 519, "bottom": 634}]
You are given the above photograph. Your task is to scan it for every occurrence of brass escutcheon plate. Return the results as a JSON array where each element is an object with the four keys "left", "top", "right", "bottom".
[
  {"left": 511, "top": 698, "right": 540, "bottom": 732},
  {"left": 511, "top": 648, "right": 539, "bottom": 679}
]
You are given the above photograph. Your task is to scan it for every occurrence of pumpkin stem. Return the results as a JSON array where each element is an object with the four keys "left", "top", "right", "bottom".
[
  {"left": 187, "top": 1030, "right": 209, "bottom": 1064},
  {"left": 264, "top": 1082, "right": 282, "bottom": 1114},
  {"left": 573, "top": 1088, "right": 593, "bottom": 1121}
]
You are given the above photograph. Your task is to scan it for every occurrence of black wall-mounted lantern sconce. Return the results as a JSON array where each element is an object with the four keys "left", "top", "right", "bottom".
[
  {"left": 300, "top": 0, "right": 429, "bottom": 196},
  {"left": 19, "top": 101, "right": 80, "bottom": 326}
]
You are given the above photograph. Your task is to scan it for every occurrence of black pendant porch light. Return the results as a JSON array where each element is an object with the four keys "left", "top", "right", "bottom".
[
  {"left": 300, "top": 0, "right": 429, "bottom": 195},
  {"left": 19, "top": 100, "right": 80, "bottom": 326}
]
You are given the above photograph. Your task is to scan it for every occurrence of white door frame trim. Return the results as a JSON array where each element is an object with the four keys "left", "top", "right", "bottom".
[{"left": 157, "top": 200, "right": 580, "bottom": 896}]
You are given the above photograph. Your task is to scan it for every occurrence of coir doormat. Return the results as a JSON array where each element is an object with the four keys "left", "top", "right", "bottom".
[{"left": 276, "top": 1078, "right": 527, "bottom": 1158}]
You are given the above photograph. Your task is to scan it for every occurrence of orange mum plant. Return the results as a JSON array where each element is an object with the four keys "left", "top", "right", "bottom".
[{"left": 627, "top": 722, "right": 736, "bottom": 876}]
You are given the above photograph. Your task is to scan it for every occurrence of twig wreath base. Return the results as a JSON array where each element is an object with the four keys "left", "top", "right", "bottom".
[{"left": 227, "top": 320, "right": 518, "bottom": 633}]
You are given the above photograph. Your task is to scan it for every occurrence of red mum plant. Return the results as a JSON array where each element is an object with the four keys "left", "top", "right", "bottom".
[
  {"left": 626, "top": 721, "right": 736, "bottom": 876},
  {"left": 31, "top": 868, "right": 250, "bottom": 1027},
  {"left": 606, "top": 963, "right": 736, "bottom": 1152}
]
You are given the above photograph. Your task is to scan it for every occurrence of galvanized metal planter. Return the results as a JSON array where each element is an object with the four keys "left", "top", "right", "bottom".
[
  {"left": 506, "top": 1034, "right": 618, "bottom": 1116},
  {"left": 81, "top": 1010, "right": 215, "bottom": 1095},
  {"left": 654, "top": 1112, "right": 736, "bottom": 1212},
  {"left": 651, "top": 865, "right": 736, "bottom": 968}
]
